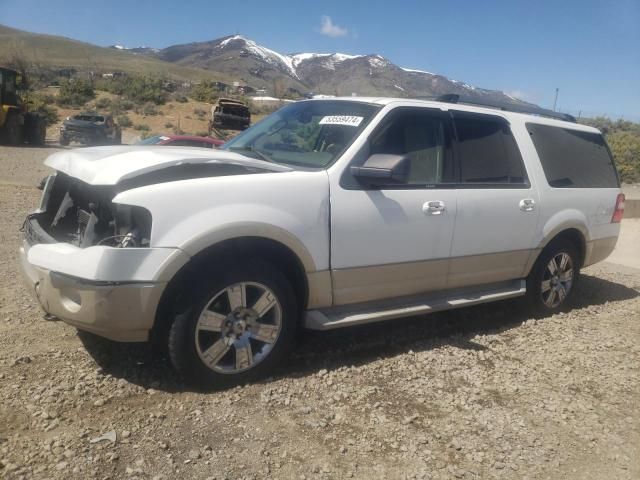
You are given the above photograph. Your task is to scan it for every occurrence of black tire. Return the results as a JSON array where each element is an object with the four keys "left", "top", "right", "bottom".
[
  {"left": 168, "top": 259, "right": 298, "bottom": 389},
  {"left": 3, "top": 113, "right": 22, "bottom": 145},
  {"left": 113, "top": 130, "right": 122, "bottom": 145},
  {"left": 526, "top": 239, "right": 580, "bottom": 315},
  {"left": 59, "top": 134, "right": 69, "bottom": 146}
]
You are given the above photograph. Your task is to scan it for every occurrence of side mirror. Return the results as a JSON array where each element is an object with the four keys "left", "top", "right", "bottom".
[{"left": 350, "top": 154, "right": 409, "bottom": 186}]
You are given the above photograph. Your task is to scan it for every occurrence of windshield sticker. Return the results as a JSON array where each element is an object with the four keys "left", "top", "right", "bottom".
[{"left": 319, "top": 115, "right": 364, "bottom": 127}]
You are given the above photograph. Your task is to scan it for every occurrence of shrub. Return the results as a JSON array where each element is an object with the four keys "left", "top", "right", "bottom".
[
  {"left": 189, "top": 80, "right": 220, "bottom": 103},
  {"left": 94, "top": 97, "right": 111, "bottom": 109},
  {"left": 193, "top": 107, "right": 207, "bottom": 118},
  {"left": 173, "top": 94, "right": 188, "bottom": 103},
  {"left": 164, "top": 122, "right": 174, "bottom": 129},
  {"left": 117, "top": 115, "right": 133, "bottom": 128},
  {"left": 100, "top": 76, "right": 168, "bottom": 105},
  {"left": 57, "top": 79, "right": 95, "bottom": 107},
  {"left": 137, "top": 102, "right": 159, "bottom": 116},
  {"left": 172, "top": 126, "right": 185, "bottom": 135},
  {"left": 134, "top": 123, "right": 150, "bottom": 132}
]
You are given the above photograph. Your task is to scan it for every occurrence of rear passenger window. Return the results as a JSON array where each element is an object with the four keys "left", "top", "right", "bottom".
[
  {"left": 453, "top": 113, "right": 528, "bottom": 186},
  {"left": 527, "top": 123, "right": 619, "bottom": 188}
]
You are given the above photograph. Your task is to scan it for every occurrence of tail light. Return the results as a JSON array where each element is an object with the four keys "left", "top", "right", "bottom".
[{"left": 611, "top": 193, "right": 625, "bottom": 223}]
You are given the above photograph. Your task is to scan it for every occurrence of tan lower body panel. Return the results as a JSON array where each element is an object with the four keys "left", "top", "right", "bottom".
[
  {"left": 332, "top": 258, "right": 449, "bottom": 306},
  {"left": 447, "top": 249, "right": 533, "bottom": 289},
  {"left": 584, "top": 236, "right": 619, "bottom": 266},
  {"left": 306, "top": 270, "right": 333, "bottom": 309},
  {"left": 331, "top": 249, "right": 535, "bottom": 306}
]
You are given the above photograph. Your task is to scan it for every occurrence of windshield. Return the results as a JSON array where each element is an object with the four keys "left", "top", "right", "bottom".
[
  {"left": 74, "top": 115, "right": 104, "bottom": 122},
  {"left": 222, "top": 100, "right": 381, "bottom": 168},
  {"left": 137, "top": 135, "right": 167, "bottom": 145}
]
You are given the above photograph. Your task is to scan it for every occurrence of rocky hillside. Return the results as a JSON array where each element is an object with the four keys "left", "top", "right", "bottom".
[{"left": 149, "top": 35, "right": 529, "bottom": 105}]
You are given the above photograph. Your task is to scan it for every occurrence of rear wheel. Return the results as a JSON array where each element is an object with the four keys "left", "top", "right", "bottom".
[
  {"left": 59, "top": 133, "right": 69, "bottom": 146},
  {"left": 168, "top": 260, "right": 297, "bottom": 389},
  {"left": 526, "top": 239, "right": 579, "bottom": 315},
  {"left": 2, "top": 113, "right": 22, "bottom": 145}
]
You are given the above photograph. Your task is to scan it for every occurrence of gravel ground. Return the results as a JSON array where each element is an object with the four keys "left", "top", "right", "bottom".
[{"left": 1, "top": 147, "right": 640, "bottom": 480}]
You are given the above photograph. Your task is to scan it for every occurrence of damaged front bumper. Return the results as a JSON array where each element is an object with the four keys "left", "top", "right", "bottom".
[{"left": 19, "top": 231, "right": 189, "bottom": 342}]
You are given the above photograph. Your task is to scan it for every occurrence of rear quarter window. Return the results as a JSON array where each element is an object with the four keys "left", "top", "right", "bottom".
[{"left": 527, "top": 123, "right": 619, "bottom": 188}]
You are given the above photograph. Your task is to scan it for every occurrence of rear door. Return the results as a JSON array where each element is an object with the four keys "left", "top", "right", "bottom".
[{"left": 448, "top": 111, "right": 540, "bottom": 288}]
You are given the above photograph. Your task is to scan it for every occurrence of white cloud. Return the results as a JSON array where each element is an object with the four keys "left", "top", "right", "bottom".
[{"left": 318, "top": 16, "right": 349, "bottom": 38}]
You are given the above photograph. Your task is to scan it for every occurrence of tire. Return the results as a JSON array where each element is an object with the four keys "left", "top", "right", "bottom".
[
  {"left": 113, "top": 130, "right": 122, "bottom": 145},
  {"left": 526, "top": 239, "right": 580, "bottom": 315},
  {"left": 168, "top": 259, "right": 298, "bottom": 389},
  {"left": 59, "top": 134, "right": 69, "bottom": 146},
  {"left": 3, "top": 113, "right": 22, "bottom": 146},
  {"left": 24, "top": 113, "right": 46, "bottom": 145}
]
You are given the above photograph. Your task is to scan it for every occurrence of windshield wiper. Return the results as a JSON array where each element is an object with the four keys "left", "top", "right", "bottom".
[{"left": 228, "top": 146, "right": 274, "bottom": 163}]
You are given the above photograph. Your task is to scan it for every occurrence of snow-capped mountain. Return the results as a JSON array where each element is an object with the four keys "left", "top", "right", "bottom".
[
  {"left": 108, "top": 45, "right": 160, "bottom": 55},
  {"left": 148, "top": 35, "right": 529, "bottom": 105}
]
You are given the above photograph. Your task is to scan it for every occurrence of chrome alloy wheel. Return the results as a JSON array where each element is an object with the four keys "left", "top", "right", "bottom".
[
  {"left": 541, "top": 252, "right": 574, "bottom": 308},
  {"left": 194, "top": 282, "right": 282, "bottom": 374}
]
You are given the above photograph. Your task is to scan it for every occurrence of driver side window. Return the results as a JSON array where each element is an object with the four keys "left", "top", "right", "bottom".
[{"left": 370, "top": 109, "right": 454, "bottom": 185}]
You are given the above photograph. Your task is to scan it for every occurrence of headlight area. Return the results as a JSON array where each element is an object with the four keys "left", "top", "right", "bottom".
[
  {"left": 102, "top": 204, "right": 153, "bottom": 248},
  {"left": 28, "top": 172, "right": 152, "bottom": 249}
]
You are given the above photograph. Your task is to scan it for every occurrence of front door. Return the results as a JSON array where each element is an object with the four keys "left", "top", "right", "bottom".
[{"left": 329, "top": 107, "right": 458, "bottom": 305}]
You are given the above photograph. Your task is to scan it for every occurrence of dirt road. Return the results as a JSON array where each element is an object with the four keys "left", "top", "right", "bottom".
[{"left": 1, "top": 147, "right": 639, "bottom": 480}]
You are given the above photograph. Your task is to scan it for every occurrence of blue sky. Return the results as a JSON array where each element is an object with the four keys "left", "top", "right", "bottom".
[{"left": 2, "top": 0, "right": 639, "bottom": 119}]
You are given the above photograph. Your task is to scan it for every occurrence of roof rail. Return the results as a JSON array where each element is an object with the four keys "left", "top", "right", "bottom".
[{"left": 433, "top": 94, "right": 577, "bottom": 123}]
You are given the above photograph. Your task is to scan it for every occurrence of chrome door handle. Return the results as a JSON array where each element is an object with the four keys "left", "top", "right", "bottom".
[
  {"left": 519, "top": 198, "right": 536, "bottom": 212},
  {"left": 423, "top": 200, "right": 446, "bottom": 215}
]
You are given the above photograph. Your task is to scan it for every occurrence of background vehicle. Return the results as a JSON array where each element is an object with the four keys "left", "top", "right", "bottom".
[
  {"left": 137, "top": 134, "right": 224, "bottom": 148},
  {"left": 0, "top": 66, "right": 46, "bottom": 146},
  {"left": 20, "top": 96, "right": 623, "bottom": 388},
  {"left": 59, "top": 112, "right": 121, "bottom": 146},
  {"left": 209, "top": 98, "right": 251, "bottom": 132}
]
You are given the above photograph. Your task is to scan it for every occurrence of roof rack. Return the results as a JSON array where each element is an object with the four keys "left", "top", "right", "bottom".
[{"left": 433, "top": 94, "right": 576, "bottom": 123}]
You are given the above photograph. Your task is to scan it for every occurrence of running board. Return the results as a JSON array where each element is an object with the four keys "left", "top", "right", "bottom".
[{"left": 304, "top": 279, "right": 526, "bottom": 330}]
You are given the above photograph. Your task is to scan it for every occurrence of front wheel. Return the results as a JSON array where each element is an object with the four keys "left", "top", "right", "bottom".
[
  {"left": 168, "top": 260, "right": 297, "bottom": 389},
  {"left": 526, "top": 239, "right": 579, "bottom": 315}
]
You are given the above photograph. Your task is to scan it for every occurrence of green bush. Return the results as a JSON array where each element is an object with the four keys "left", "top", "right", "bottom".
[
  {"left": 94, "top": 97, "right": 111, "bottom": 109},
  {"left": 109, "top": 98, "right": 135, "bottom": 115},
  {"left": 99, "top": 76, "right": 168, "bottom": 105},
  {"left": 580, "top": 117, "right": 640, "bottom": 183},
  {"left": 189, "top": 80, "right": 220, "bottom": 103},
  {"left": 138, "top": 102, "right": 159, "bottom": 116},
  {"left": 57, "top": 79, "right": 95, "bottom": 107},
  {"left": 134, "top": 123, "right": 150, "bottom": 132},
  {"left": 117, "top": 115, "right": 133, "bottom": 128}
]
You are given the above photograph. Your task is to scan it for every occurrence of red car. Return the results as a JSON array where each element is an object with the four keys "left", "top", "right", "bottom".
[{"left": 137, "top": 134, "right": 224, "bottom": 148}]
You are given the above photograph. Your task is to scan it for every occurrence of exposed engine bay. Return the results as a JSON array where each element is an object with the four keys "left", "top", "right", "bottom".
[
  {"left": 28, "top": 172, "right": 152, "bottom": 248},
  {"left": 26, "top": 161, "right": 270, "bottom": 249}
]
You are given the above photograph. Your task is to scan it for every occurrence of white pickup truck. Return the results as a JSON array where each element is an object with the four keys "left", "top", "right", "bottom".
[{"left": 20, "top": 97, "right": 624, "bottom": 388}]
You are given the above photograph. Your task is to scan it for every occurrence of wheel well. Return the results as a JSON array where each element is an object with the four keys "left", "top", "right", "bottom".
[
  {"left": 545, "top": 228, "right": 586, "bottom": 267},
  {"left": 151, "top": 237, "right": 309, "bottom": 348}
]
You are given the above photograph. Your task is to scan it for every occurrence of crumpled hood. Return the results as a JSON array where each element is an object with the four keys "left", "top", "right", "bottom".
[{"left": 45, "top": 145, "right": 292, "bottom": 185}]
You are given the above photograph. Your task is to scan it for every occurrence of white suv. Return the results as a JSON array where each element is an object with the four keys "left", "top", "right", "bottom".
[{"left": 20, "top": 96, "right": 625, "bottom": 387}]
